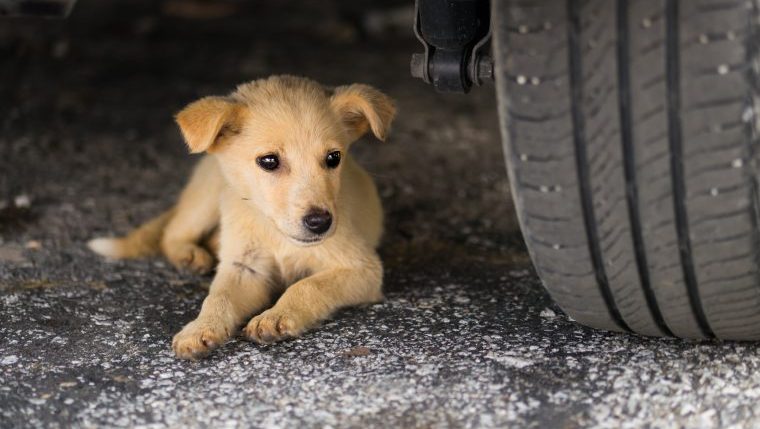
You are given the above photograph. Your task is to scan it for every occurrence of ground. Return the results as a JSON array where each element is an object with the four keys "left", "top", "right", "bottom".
[{"left": 1, "top": 1, "right": 760, "bottom": 428}]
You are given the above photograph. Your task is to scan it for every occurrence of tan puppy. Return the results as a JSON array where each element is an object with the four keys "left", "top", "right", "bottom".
[{"left": 89, "top": 75, "right": 396, "bottom": 359}]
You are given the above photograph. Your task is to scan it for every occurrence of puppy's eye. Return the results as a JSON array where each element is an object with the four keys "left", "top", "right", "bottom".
[
  {"left": 256, "top": 154, "right": 279, "bottom": 171},
  {"left": 325, "top": 151, "right": 341, "bottom": 169}
]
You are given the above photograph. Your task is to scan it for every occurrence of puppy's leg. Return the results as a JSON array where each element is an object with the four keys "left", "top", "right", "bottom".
[
  {"left": 172, "top": 259, "right": 275, "bottom": 359},
  {"left": 161, "top": 157, "right": 224, "bottom": 274},
  {"left": 202, "top": 227, "right": 221, "bottom": 257},
  {"left": 244, "top": 254, "right": 383, "bottom": 344}
]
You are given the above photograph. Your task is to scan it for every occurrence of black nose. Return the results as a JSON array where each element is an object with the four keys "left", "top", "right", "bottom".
[{"left": 302, "top": 209, "right": 332, "bottom": 234}]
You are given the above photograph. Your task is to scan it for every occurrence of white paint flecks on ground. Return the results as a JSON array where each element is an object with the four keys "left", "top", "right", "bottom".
[
  {"left": 539, "top": 308, "right": 556, "bottom": 318},
  {"left": 1, "top": 356, "right": 19, "bottom": 365},
  {"left": 486, "top": 352, "right": 534, "bottom": 369}
]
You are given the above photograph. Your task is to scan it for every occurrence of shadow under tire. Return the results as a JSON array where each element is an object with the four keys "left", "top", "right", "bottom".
[{"left": 493, "top": 0, "right": 760, "bottom": 340}]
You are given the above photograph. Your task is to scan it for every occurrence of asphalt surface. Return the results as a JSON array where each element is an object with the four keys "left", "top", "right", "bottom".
[{"left": 2, "top": 1, "right": 760, "bottom": 428}]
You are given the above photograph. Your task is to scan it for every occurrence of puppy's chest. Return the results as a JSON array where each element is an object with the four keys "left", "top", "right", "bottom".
[
  {"left": 237, "top": 244, "right": 316, "bottom": 286},
  {"left": 266, "top": 250, "right": 317, "bottom": 287},
  {"left": 276, "top": 256, "right": 313, "bottom": 286}
]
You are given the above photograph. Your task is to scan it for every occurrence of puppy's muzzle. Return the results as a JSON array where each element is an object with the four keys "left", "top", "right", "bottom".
[{"left": 302, "top": 209, "right": 332, "bottom": 235}]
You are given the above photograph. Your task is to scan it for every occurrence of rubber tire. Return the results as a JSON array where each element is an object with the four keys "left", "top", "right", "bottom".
[{"left": 493, "top": 0, "right": 760, "bottom": 340}]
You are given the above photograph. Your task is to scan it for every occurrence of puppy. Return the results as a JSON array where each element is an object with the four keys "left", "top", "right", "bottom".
[{"left": 89, "top": 75, "right": 396, "bottom": 359}]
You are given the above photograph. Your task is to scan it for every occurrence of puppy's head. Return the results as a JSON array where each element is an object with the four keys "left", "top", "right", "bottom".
[{"left": 175, "top": 76, "right": 396, "bottom": 246}]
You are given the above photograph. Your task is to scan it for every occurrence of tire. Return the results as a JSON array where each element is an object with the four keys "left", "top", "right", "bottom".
[{"left": 493, "top": 0, "right": 760, "bottom": 340}]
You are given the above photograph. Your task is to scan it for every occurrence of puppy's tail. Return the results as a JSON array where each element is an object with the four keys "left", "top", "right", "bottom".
[{"left": 88, "top": 209, "right": 174, "bottom": 259}]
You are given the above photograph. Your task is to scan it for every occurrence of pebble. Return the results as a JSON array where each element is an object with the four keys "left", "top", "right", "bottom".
[
  {"left": 1, "top": 355, "right": 18, "bottom": 365},
  {"left": 539, "top": 308, "right": 556, "bottom": 318},
  {"left": 13, "top": 194, "right": 31, "bottom": 208},
  {"left": 25, "top": 240, "right": 42, "bottom": 250}
]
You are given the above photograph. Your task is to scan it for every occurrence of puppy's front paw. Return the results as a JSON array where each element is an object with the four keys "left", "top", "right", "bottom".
[
  {"left": 169, "top": 244, "right": 215, "bottom": 275},
  {"left": 172, "top": 319, "right": 229, "bottom": 360},
  {"left": 243, "top": 310, "right": 305, "bottom": 344}
]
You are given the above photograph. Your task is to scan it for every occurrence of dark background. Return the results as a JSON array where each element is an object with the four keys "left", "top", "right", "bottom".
[{"left": 0, "top": 0, "right": 523, "bottom": 276}]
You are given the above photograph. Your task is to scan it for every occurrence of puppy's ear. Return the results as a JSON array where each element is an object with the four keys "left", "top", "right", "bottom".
[
  {"left": 175, "top": 96, "right": 243, "bottom": 153},
  {"left": 330, "top": 84, "right": 396, "bottom": 142}
]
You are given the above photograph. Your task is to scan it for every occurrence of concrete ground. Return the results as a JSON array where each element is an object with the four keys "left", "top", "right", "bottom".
[{"left": 2, "top": 1, "right": 760, "bottom": 427}]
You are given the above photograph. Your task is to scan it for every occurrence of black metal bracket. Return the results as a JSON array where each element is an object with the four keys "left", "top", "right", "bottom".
[{"left": 411, "top": 0, "right": 492, "bottom": 93}]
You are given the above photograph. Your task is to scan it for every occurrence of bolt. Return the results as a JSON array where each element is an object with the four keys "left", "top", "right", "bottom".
[
  {"left": 476, "top": 55, "right": 493, "bottom": 82},
  {"left": 411, "top": 53, "right": 426, "bottom": 80}
]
